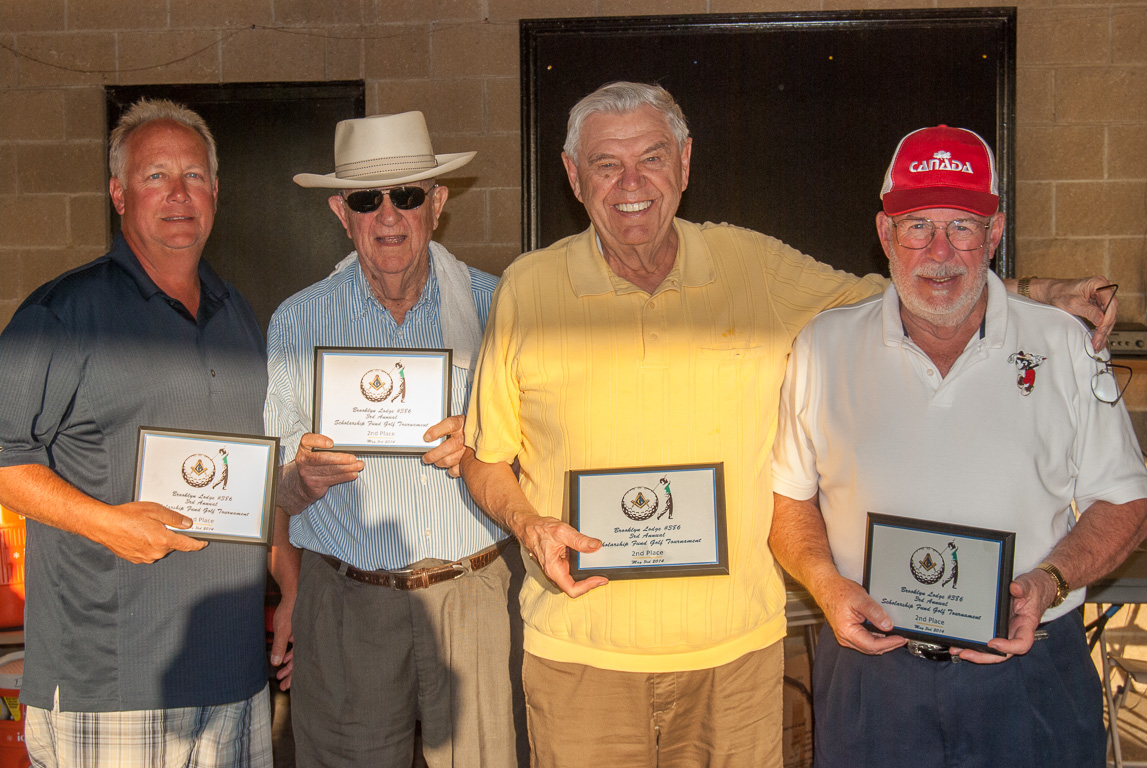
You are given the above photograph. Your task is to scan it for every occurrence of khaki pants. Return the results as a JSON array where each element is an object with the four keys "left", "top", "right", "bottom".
[
  {"left": 291, "top": 547, "right": 526, "bottom": 768},
  {"left": 523, "top": 642, "right": 784, "bottom": 768}
]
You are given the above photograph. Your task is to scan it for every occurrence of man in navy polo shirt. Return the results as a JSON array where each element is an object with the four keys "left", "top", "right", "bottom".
[{"left": 0, "top": 99, "right": 282, "bottom": 767}]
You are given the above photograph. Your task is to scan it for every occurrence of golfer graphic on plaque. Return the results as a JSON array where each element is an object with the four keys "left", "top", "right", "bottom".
[
  {"left": 567, "top": 464, "right": 728, "bottom": 581},
  {"left": 312, "top": 346, "right": 452, "bottom": 455}
]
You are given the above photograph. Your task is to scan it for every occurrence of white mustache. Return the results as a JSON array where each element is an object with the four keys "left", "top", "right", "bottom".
[{"left": 914, "top": 265, "right": 968, "bottom": 279}]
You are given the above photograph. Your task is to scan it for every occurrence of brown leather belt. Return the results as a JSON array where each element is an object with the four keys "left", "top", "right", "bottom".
[{"left": 320, "top": 540, "right": 510, "bottom": 590}]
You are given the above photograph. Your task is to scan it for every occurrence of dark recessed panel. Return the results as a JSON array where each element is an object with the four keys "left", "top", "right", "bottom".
[
  {"left": 107, "top": 82, "right": 366, "bottom": 331},
  {"left": 522, "top": 11, "right": 1016, "bottom": 278}
]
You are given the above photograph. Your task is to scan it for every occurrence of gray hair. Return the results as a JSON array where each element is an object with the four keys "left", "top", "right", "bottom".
[
  {"left": 108, "top": 98, "right": 218, "bottom": 181},
  {"left": 563, "top": 82, "right": 690, "bottom": 165}
]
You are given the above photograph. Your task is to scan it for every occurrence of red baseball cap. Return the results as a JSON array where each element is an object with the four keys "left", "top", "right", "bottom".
[{"left": 880, "top": 125, "right": 999, "bottom": 217}]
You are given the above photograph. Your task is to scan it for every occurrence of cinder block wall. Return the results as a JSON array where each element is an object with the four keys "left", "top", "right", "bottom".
[{"left": 2, "top": 0, "right": 1145, "bottom": 330}]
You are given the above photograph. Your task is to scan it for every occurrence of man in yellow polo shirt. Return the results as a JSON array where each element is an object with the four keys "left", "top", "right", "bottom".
[{"left": 460, "top": 82, "right": 1115, "bottom": 767}]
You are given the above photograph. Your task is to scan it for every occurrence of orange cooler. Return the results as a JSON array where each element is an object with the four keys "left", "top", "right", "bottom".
[
  {"left": 0, "top": 652, "right": 28, "bottom": 768},
  {"left": 0, "top": 508, "right": 23, "bottom": 631}
]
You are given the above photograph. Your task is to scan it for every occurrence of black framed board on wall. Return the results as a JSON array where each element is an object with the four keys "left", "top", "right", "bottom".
[{"left": 521, "top": 9, "right": 1016, "bottom": 279}]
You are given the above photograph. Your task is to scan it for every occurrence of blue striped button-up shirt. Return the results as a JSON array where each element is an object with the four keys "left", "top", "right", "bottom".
[{"left": 264, "top": 252, "right": 506, "bottom": 569}]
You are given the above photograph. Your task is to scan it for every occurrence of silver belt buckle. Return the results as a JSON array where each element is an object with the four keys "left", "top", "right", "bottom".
[
  {"left": 390, "top": 562, "right": 467, "bottom": 589},
  {"left": 906, "top": 640, "right": 955, "bottom": 662}
]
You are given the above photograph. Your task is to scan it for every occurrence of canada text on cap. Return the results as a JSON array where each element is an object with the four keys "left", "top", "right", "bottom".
[{"left": 880, "top": 125, "right": 999, "bottom": 217}]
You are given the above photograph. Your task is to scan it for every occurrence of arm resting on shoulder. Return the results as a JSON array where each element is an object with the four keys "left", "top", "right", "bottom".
[
  {"left": 770, "top": 492, "right": 906, "bottom": 655},
  {"left": 0, "top": 463, "right": 207, "bottom": 564},
  {"left": 1002, "top": 276, "right": 1117, "bottom": 351},
  {"left": 460, "top": 447, "right": 607, "bottom": 598}
]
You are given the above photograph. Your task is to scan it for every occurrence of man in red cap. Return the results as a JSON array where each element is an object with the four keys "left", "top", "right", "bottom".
[{"left": 770, "top": 125, "right": 1147, "bottom": 767}]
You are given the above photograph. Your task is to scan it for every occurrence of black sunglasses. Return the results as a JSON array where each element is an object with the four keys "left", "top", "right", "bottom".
[{"left": 343, "top": 185, "right": 431, "bottom": 213}]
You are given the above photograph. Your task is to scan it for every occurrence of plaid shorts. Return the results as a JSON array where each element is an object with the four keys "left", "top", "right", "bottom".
[{"left": 24, "top": 684, "right": 272, "bottom": 768}]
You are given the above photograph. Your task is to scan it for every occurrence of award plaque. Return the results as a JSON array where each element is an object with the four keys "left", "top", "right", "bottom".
[
  {"left": 568, "top": 463, "right": 728, "bottom": 581},
  {"left": 134, "top": 427, "right": 280, "bottom": 545},
  {"left": 312, "top": 347, "right": 452, "bottom": 455},
  {"left": 863, "top": 513, "right": 1015, "bottom": 653}
]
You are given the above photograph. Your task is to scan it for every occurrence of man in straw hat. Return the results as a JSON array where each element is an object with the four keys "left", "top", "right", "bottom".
[
  {"left": 770, "top": 125, "right": 1147, "bottom": 766},
  {"left": 267, "top": 111, "right": 524, "bottom": 767},
  {"left": 0, "top": 98, "right": 276, "bottom": 766},
  {"left": 460, "top": 82, "right": 1120, "bottom": 766}
]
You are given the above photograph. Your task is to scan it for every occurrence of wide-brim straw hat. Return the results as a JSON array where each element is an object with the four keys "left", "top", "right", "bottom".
[{"left": 293, "top": 111, "right": 476, "bottom": 189}]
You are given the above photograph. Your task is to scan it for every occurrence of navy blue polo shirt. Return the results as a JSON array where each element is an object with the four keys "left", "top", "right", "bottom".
[{"left": 0, "top": 235, "right": 269, "bottom": 712}]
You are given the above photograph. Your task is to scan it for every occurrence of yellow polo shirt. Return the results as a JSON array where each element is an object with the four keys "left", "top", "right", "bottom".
[{"left": 466, "top": 219, "right": 886, "bottom": 672}]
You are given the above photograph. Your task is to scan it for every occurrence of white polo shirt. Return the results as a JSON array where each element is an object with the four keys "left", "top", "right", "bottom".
[{"left": 772, "top": 272, "right": 1147, "bottom": 621}]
